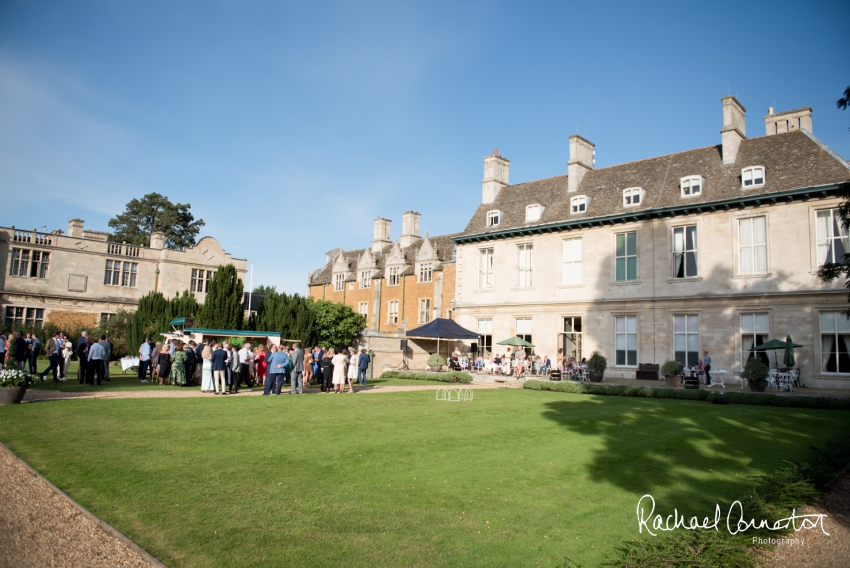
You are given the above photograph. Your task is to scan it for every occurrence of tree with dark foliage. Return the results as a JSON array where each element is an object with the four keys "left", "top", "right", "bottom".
[{"left": 108, "top": 193, "right": 205, "bottom": 250}]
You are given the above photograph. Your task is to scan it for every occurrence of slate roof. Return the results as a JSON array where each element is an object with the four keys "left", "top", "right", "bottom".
[
  {"left": 308, "top": 232, "right": 460, "bottom": 286},
  {"left": 459, "top": 130, "right": 850, "bottom": 240}
]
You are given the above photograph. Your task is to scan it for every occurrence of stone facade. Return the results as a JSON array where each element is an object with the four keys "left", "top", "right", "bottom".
[
  {"left": 453, "top": 98, "right": 850, "bottom": 389},
  {"left": 1, "top": 219, "right": 247, "bottom": 327},
  {"left": 308, "top": 212, "right": 457, "bottom": 369}
]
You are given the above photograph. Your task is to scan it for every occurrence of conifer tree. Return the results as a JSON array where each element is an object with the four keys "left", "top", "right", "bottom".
[{"left": 198, "top": 264, "right": 244, "bottom": 330}]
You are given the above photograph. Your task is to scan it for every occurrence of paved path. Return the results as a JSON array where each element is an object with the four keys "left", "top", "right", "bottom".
[
  {"left": 0, "top": 443, "right": 154, "bottom": 568},
  {"left": 22, "top": 383, "right": 499, "bottom": 403}
]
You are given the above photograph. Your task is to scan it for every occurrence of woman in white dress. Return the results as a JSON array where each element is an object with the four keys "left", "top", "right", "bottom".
[
  {"left": 346, "top": 348, "right": 358, "bottom": 393},
  {"left": 201, "top": 344, "right": 214, "bottom": 393},
  {"left": 331, "top": 348, "right": 347, "bottom": 393},
  {"left": 62, "top": 338, "right": 74, "bottom": 377}
]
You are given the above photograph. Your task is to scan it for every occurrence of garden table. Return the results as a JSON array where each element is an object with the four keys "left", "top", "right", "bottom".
[
  {"left": 708, "top": 370, "right": 727, "bottom": 388},
  {"left": 120, "top": 357, "right": 140, "bottom": 374}
]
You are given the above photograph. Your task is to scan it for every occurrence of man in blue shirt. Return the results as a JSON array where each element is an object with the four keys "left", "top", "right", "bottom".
[{"left": 264, "top": 344, "right": 290, "bottom": 395}]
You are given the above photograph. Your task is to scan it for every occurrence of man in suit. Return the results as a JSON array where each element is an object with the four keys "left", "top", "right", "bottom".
[
  {"left": 100, "top": 335, "right": 113, "bottom": 381},
  {"left": 211, "top": 342, "right": 228, "bottom": 395},
  {"left": 29, "top": 334, "right": 42, "bottom": 374},
  {"left": 40, "top": 331, "right": 63, "bottom": 382},
  {"left": 14, "top": 332, "right": 29, "bottom": 371},
  {"left": 357, "top": 349, "right": 370, "bottom": 385},
  {"left": 290, "top": 343, "right": 304, "bottom": 395}
]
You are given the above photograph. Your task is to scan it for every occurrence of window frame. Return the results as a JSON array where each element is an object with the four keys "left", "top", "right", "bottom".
[
  {"left": 741, "top": 166, "right": 765, "bottom": 189},
  {"left": 9, "top": 248, "right": 48, "bottom": 279},
  {"left": 570, "top": 195, "right": 589, "bottom": 214},
  {"left": 622, "top": 187, "right": 643, "bottom": 207},
  {"left": 525, "top": 204, "right": 542, "bottom": 223},
  {"left": 333, "top": 273, "right": 344, "bottom": 292},
  {"left": 387, "top": 300, "right": 399, "bottom": 324},
  {"left": 516, "top": 243, "right": 533, "bottom": 288},
  {"left": 738, "top": 216, "right": 769, "bottom": 274},
  {"left": 515, "top": 317, "right": 533, "bottom": 348},
  {"left": 387, "top": 266, "right": 400, "bottom": 286},
  {"left": 486, "top": 210, "right": 501, "bottom": 227},
  {"left": 680, "top": 176, "right": 704, "bottom": 198},
  {"left": 358, "top": 302, "right": 369, "bottom": 318},
  {"left": 478, "top": 248, "right": 494, "bottom": 290},
  {"left": 672, "top": 224, "right": 698, "bottom": 279},
  {"left": 816, "top": 208, "right": 849, "bottom": 267},
  {"left": 820, "top": 311, "right": 850, "bottom": 374},
  {"left": 359, "top": 270, "right": 371, "bottom": 289},
  {"left": 615, "top": 231, "right": 638, "bottom": 282},
  {"left": 418, "top": 262, "right": 433, "bottom": 283},
  {"left": 419, "top": 298, "right": 431, "bottom": 324},
  {"left": 673, "top": 314, "right": 699, "bottom": 368},
  {"left": 740, "top": 313, "right": 770, "bottom": 369},
  {"left": 614, "top": 315, "right": 638, "bottom": 367},
  {"left": 477, "top": 318, "right": 493, "bottom": 356},
  {"left": 562, "top": 237, "right": 583, "bottom": 286}
]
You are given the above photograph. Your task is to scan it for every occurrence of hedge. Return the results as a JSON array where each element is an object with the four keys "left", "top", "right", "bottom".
[
  {"left": 522, "top": 379, "right": 850, "bottom": 410},
  {"left": 379, "top": 370, "right": 473, "bottom": 384}
]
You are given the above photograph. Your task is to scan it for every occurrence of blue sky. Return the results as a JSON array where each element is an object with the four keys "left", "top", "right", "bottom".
[{"left": 2, "top": 0, "right": 848, "bottom": 294}]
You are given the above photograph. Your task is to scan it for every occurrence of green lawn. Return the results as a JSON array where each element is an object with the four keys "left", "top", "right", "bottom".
[
  {"left": 1, "top": 389, "right": 847, "bottom": 567},
  {"left": 27, "top": 361, "right": 443, "bottom": 392}
]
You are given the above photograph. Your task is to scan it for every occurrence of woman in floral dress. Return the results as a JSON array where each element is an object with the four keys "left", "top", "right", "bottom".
[{"left": 169, "top": 343, "right": 187, "bottom": 386}]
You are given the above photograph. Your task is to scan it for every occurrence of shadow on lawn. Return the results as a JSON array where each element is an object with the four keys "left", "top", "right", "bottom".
[{"left": 539, "top": 396, "right": 840, "bottom": 510}]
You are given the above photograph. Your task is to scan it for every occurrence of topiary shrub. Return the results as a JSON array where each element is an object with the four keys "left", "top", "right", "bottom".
[
  {"left": 741, "top": 357, "right": 769, "bottom": 384},
  {"left": 660, "top": 359, "right": 683, "bottom": 377},
  {"left": 586, "top": 351, "right": 607, "bottom": 372},
  {"left": 426, "top": 353, "right": 446, "bottom": 369}
]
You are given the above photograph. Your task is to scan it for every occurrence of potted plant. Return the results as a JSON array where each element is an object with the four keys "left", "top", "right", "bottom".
[
  {"left": 427, "top": 353, "right": 446, "bottom": 372},
  {"left": 1, "top": 338, "right": 33, "bottom": 405},
  {"left": 661, "top": 360, "right": 683, "bottom": 387},
  {"left": 586, "top": 351, "right": 607, "bottom": 382},
  {"left": 742, "top": 357, "right": 769, "bottom": 392}
]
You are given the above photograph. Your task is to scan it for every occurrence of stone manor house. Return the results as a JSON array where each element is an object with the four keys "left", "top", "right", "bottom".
[
  {"left": 310, "top": 97, "right": 850, "bottom": 389},
  {"left": 1, "top": 218, "right": 247, "bottom": 329}
]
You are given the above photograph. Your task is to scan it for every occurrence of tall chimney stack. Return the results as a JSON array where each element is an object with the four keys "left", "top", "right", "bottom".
[
  {"left": 568, "top": 135, "right": 595, "bottom": 192},
  {"left": 482, "top": 150, "right": 510, "bottom": 204},
  {"left": 371, "top": 218, "right": 392, "bottom": 253},
  {"left": 764, "top": 106, "right": 812, "bottom": 136},
  {"left": 399, "top": 211, "right": 421, "bottom": 248},
  {"left": 68, "top": 218, "right": 84, "bottom": 238},
  {"left": 720, "top": 96, "right": 746, "bottom": 164}
]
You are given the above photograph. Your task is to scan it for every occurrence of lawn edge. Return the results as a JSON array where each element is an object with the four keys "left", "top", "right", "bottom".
[{"left": 0, "top": 440, "right": 170, "bottom": 568}]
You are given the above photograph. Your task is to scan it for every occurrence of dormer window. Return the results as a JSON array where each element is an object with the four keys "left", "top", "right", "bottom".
[
  {"left": 680, "top": 176, "right": 703, "bottom": 197},
  {"left": 742, "top": 167, "right": 765, "bottom": 189},
  {"left": 333, "top": 273, "right": 344, "bottom": 292},
  {"left": 525, "top": 204, "right": 543, "bottom": 222},
  {"left": 388, "top": 266, "right": 400, "bottom": 286},
  {"left": 486, "top": 210, "right": 501, "bottom": 227},
  {"left": 570, "top": 196, "right": 589, "bottom": 214},
  {"left": 359, "top": 270, "right": 371, "bottom": 289},
  {"left": 623, "top": 187, "right": 643, "bottom": 207}
]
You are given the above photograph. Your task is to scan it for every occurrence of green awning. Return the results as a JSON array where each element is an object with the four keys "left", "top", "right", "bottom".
[
  {"left": 170, "top": 317, "right": 187, "bottom": 325},
  {"left": 184, "top": 328, "right": 281, "bottom": 338}
]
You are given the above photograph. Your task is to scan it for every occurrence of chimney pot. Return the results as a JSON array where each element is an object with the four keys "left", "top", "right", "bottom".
[{"left": 68, "top": 218, "right": 84, "bottom": 238}]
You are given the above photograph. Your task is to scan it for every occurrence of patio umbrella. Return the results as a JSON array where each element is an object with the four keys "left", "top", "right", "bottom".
[
  {"left": 783, "top": 335, "right": 800, "bottom": 367},
  {"left": 752, "top": 338, "right": 803, "bottom": 367},
  {"left": 497, "top": 336, "right": 535, "bottom": 348}
]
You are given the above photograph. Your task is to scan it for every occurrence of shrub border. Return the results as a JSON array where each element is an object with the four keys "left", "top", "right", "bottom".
[
  {"left": 522, "top": 379, "right": 850, "bottom": 410},
  {"left": 380, "top": 370, "right": 473, "bottom": 384}
]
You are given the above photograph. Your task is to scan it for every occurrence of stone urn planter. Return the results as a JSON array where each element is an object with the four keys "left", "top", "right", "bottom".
[
  {"left": 665, "top": 375, "right": 683, "bottom": 388},
  {"left": 0, "top": 385, "right": 28, "bottom": 406},
  {"left": 748, "top": 380, "right": 768, "bottom": 393},
  {"left": 586, "top": 351, "right": 607, "bottom": 383},
  {"left": 588, "top": 371, "right": 604, "bottom": 382}
]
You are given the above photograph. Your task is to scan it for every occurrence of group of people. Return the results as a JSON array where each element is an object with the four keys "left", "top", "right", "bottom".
[
  {"left": 473, "top": 348, "right": 549, "bottom": 378},
  {"left": 135, "top": 338, "right": 372, "bottom": 395},
  {"left": 0, "top": 329, "right": 110, "bottom": 385}
]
